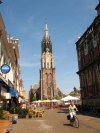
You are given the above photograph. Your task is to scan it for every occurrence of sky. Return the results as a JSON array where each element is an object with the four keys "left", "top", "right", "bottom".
[{"left": 0, "top": 0, "right": 98, "bottom": 98}]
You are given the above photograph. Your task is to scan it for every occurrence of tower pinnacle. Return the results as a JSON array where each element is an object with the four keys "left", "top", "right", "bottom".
[{"left": 44, "top": 22, "right": 49, "bottom": 38}]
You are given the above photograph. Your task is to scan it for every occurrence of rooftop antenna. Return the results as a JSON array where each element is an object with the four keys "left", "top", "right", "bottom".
[{"left": 78, "top": 34, "right": 80, "bottom": 40}]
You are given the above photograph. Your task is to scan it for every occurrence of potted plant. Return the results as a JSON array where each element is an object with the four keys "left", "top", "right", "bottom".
[
  {"left": 18, "top": 110, "right": 24, "bottom": 118},
  {"left": 9, "top": 107, "right": 14, "bottom": 114},
  {"left": 15, "top": 107, "right": 21, "bottom": 114},
  {"left": 28, "top": 112, "right": 32, "bottom": 118},
  {"left": 22, "top": 108, "right": 28, "bottom": 118}
]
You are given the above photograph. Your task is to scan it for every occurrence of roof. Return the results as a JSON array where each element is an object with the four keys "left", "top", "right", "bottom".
[
  {"left": 0, "top": 13, "right": 5, "bottom": 30},
  {"left": 95, "top": 3, "right": 100, "bottom": 10},
  {"left": 33, "top": 83, "right": 39, "bottom": 89}
]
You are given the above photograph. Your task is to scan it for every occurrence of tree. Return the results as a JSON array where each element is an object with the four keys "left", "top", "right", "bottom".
[
  {"left": 63, "top": 94, "right": 67, "bottom": 98},
  {"left": 55, "top": 95, "right": 59, "bottom": 100},
  {"left": 70, "top": 94, "right": 76, "bottom": 97},
  {"left": 32, "top": 96, "right": 37, "bottom": 101},
  {"left": 43, "top": 96, "right": 47, "bottom": 100}
]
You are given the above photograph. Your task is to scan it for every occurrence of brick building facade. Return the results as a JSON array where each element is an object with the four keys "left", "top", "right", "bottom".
[
  {"left": 76, "top": 1, "right": 100, "bottom": 106},
  {"left": 40, "top": 23, "right": 57, "bottom": 100}
]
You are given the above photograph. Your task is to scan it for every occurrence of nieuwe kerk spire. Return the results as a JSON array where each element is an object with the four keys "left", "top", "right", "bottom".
[{"left": 44, "top": 22, "right": 49, "bottom": 38}]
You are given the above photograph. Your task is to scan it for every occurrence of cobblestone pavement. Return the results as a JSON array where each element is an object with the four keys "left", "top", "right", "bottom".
[{"left": 11, "top": 108, "right": 100, "bottom": 133}]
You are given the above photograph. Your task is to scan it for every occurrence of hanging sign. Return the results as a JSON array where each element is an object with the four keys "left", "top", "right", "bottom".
[{"left": 1, "top": 64, "right": 10, "bottom": 73}]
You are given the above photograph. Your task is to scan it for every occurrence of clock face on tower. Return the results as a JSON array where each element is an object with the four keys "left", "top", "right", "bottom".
[{"left": 46, "top": 48, "right": 49, "bottom": 52}]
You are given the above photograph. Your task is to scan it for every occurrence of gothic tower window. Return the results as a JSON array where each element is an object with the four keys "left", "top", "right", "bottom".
[
  {"left": 51, "top": 62, "right": 52, "bottom": 68},
  {"left": 47, "top": 62, "right": 49, "bottom": 68},
  {"left": 47, "top": 87, "right": 51, "bottom": 98}
]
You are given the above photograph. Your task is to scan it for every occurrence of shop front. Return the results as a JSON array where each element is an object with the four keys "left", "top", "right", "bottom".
[
  {"left": 10, "top": 88, "right": 19, "bottom": 107},
  {"left": 0, "top": 78, "right": 11, "bottom": 110}
]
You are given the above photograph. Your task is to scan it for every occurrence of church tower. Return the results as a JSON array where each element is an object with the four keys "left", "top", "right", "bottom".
[{"left": 40, "top": 23, "right": 57, "bottom": 100}]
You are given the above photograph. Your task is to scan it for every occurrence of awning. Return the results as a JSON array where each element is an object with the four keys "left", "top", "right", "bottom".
[
  {"left": 10, "top": 88, "right": 19, "bottom": 98},
  {"left": 42, "top": 100, "right": 51, "bottom": 103},
  {"left": 18, "top": 94, "right": 24, "bottom": 99}
]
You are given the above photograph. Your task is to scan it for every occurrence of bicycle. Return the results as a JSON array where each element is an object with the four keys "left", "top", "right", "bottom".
[{"left": 67, "top": 113, "right": 79, "bottom": 128}]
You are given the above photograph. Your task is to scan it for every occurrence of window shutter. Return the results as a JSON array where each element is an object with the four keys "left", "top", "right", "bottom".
[
  {"left": 94, "top": 47, "right": 97, "bottom": 58},
  {"left": 94, "top": 45, "right": 99, "bottom": 58},
  {"left": 92, "top": 72, "right": 95, "bottom": 82},
  {"left": 81, "top": 88, "right": 84, "bottom": 98},
  {"left": 88, "top": 85, "right": 93, "bottom": 97},
  {"left": 96, "top": 45, "right": 99, "bottom": 57},
  {"left": 87, "top": 54, "right": 89, "bottom": 64},
  {"left": 85, "top": 55, "right": 87, "bottom": 65},
  {"left": 85, "top": 54, "right": 89, "bottom": 65},
  {"left": 98, "top": 82, "right": 100, "bottom": 95}
]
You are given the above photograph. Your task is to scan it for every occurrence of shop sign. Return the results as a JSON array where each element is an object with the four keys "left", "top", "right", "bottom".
[{"left": 1, "top": 64, "right": 10, "bottom": 73}]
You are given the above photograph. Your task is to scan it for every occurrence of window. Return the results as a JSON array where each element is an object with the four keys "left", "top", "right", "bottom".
[
  {"left": 81, "top": 48, "right": 85, "bottom": 58},
  {"left": 47, "top": 63, "right": 49, "bottom": 68},
  {"left": 91, "top": 71, "right": 95, "bottom": 83},
  {"left": 81, "top": 58, "right": 85, "bottom": 67},
  {"left": 91, "top": 51, "right": 94, "bottom": 61},
  {"left": 83, "top": 76, "right": 85, "bottom": 86},
  {"left": 94, "top": 69, "right": 97, "bottom": 82},
  {"left": 50, "top": 73, "right": 52, "bottom": 82},
  {"left": 84, "top": 87, "right": 88, "bottom": 97},
  {"left": 47, "top": 87, "right": 51, "bottom": 97},
  {"left": 98, "top": 33, "right": 100, "bottom": 42},
  {"left": 88, "top": 70, "right": 89, "bottom": 78},
  {"left": 88, "top": 41, "right": 94, "bottom": 52},
  {"left": 85, "top": 75, "right": 87, "bottom": 86},
  {"left": 93, "top": 84, "right": 98, "bottom": 96},
  {"left": 85, "top": 42, "right": 86, "bottom": 49},
  {"left": 51, "top": 62, "right": 52, "bottom": 68}
]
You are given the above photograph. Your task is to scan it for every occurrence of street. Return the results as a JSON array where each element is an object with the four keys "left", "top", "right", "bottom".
[{"left": 11, "top": 108, "right": 100, "bottom": 133}]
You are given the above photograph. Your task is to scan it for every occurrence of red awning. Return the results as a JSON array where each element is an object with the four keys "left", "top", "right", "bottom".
[
  {"left": 18, "top": 94, "right": 24, "bottom": 99},
  {"left": 18, "top": 94, "right": 23, "bottom": 98}
]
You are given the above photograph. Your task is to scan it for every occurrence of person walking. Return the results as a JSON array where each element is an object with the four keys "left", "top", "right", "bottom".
[{"left": 34, "top": 104, "right": 36, "bottom": 110}]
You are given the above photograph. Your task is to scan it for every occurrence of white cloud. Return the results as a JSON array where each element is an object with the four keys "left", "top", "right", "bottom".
[
  {"left": 54, "top": 55, "right": 67, "bottom": 59},
  {"left": 20, "top": 62, "right": 40, "bottom": 67},
  {"left": 32, "top": 31, "right": 43, "bottom": 42},
  {"left": 28, "top": 16, "right": 34, "bottom": 24}
]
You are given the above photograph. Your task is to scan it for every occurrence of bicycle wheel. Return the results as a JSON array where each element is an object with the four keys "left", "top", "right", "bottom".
[{"left": 74, "top": 116, "right": 79, "bottom": 128}]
